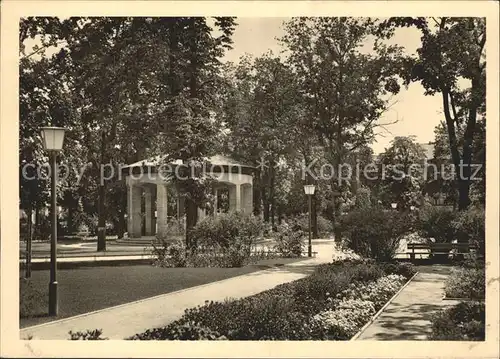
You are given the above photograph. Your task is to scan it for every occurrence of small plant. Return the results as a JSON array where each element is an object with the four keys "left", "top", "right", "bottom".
[
  {"left": 273, "top": 222, "right": 305, "bottom": 257},
  {"left": 69, "top": 329, "right": 108, "bottom": 340}
]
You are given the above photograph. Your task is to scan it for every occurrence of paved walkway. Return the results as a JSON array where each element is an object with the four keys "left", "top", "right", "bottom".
[
  {"left": 21, "top": 239, "right": 336, "bottom": 340},
  {"left": 356, "top": 265, "right": 460, "bottom": 340}
]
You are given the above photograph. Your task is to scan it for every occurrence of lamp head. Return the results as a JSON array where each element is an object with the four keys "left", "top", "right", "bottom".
[
  {"left": 304, "top": 184, "right": 316, "bottom": 195},
  {"left": 40, "top": 127, "right": 66, "bottom": 152}
]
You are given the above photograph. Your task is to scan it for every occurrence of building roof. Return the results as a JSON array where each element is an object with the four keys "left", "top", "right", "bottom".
[
  {"left": 419, "top": 143, "right": 435, "bottom": 159},
  {"left": 123, "top": 154, "right": 254, "bottom": 169}
]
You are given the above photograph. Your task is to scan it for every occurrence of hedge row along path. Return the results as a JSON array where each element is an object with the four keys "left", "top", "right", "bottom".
[
  {"left": 355, "top": 265, "right": 460, "bottom": 340},
  {"left": 21, "top": 239, "right": 338, "bottom": 340}
]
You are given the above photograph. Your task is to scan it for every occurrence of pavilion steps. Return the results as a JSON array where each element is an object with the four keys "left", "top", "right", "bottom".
[{"left": 114, "top": 237, "right": 162, "bottom": 247}]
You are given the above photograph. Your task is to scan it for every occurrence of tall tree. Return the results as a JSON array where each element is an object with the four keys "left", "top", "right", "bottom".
[
  {"left": 380, "top": 17, "right": 486, "bottom": 210},
  {"left": 281, "top": 17, "right": 405, "bottom": 233},
  {"left": 221, "top": 52, "right": 304, "bottom": 226}
]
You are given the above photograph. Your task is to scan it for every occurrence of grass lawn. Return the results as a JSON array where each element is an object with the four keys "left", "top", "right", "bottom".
[
  {"left": 20, "top": 258, "right": 303, "bottom": 328},
  {"left": 20, "top": 265, "right": 257, "bottom": 328}
]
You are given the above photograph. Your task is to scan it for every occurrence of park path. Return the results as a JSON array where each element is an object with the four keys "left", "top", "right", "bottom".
[
  {"left": 21, "top": 239, "right": 336, "bottom": 340},
  {"left": 355, "top": 265, "right": 460, "bottom": 340}
]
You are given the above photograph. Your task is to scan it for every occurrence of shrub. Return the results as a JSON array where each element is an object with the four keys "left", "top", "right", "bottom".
[
  {"left": 444, "top": 267, "right": 485, "bottom": 300},
  {"left": 430, "top": 301, "right": 485, "bottom": 340},
  {"left": 418, "top": 206, "right": 458, "bottom": 243},
  {"left": 273, "top": 222, "right": 305, "bottom": 257},
  {"left": 190, "top": 212, "right": 264, "bottom": 250},
  {"left": 128, "top": 322, "right": 227, "bottom": 340},
  {"left": 313, "top": 299, "right": 376, "bottom": 339},
  {"left": 152, "top": 240, "right": 187, "bottom": 268},
  {"left": 69, "top": 329, "right": 108, "bottom": 340},
  {"left": 338, "top": 208, "right": 411, "bottom": 261}
]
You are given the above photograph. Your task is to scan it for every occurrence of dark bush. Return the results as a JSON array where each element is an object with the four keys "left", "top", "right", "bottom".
[
  {"left": 430, "top": 301, "right": 485, "bottom": 340},
  {"left": 189, "top": 212, "right": 264, "bottom": 250},
  {"left": 338, "top": 208, "right": 412, "bottom": 261}
]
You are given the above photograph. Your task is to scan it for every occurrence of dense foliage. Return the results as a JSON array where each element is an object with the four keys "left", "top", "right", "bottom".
[{"left": 338, "top": 208, "right": 413, "bottom": 261}]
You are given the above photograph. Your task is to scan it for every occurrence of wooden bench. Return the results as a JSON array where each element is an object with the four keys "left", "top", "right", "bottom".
[{"left": 407, "top": 242, "right": 475, "bottom": 260}]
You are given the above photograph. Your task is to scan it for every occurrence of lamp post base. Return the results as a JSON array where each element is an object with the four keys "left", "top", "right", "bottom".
[
  {"left": 308, "top": 245, "right": 312, "bottom": 257},
  {"left": 49, "top": 281, "right": 58, "bottom": 316}
]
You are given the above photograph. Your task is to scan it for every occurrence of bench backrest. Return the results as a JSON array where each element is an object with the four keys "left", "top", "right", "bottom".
[{"left": 408, "top": 242, "right": 476, "bottom": 250}]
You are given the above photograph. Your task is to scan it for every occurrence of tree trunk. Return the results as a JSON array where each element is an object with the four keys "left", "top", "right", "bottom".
[
  {"left": 185, "top": 197, "right": 198, "bottom": 248},
  {"left": 263, "top": 197, "right": 270, "bottom": 222},
  {"left": 253, "top": 185, "right": 262, "bottom": 216},
  {"left": 97, "top": 183, "right": 106, "bottom": 251},
  {"left": 97, "top": 131, "right": 107, "bottom": 251},
  {"left": 269, "top": 162, "right": 276, "bottom": 229}
]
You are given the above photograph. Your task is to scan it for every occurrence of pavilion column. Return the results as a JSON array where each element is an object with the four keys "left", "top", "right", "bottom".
[
  {"left": 127, "top": 183, "right": 142, "bottom": 238},
  {"left": 229, "top": 184, "right": 241, "bottom": 212},
  {"left": 144, "top": 186, "right": 155, "bottom": 236},
  {"left": 157, "top": 183, "right": 168, "bottom": 239},
  {"left": 242, "top": 184, "right": 253, "bottom": 214},
  {"left": 197, "top": 207, "right": 206, "bottom": 221}
]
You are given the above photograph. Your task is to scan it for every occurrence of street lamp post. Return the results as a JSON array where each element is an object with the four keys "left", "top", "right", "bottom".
[
  {"left": 40, "top": 126, "right": 66, "bottom": 316},
  {"left": 304, "top": 184, "right": 316, "bottom": 257}
]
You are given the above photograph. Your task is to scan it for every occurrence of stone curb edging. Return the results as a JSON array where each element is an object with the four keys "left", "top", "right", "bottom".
[
  {"left": 350, "top": 271, "right": 420, "bottom": 341},
  {"left": 441, "top": 295, "right": 484, "bottom": 302}
]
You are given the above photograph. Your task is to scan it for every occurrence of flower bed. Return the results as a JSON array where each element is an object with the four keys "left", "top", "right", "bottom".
[{"left": 126, "top": 260, "right": 416, "bottom": 340}]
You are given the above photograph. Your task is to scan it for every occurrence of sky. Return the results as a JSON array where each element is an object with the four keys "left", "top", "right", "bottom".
[{"left": 222, "top": 18, "right": 444, "bottom": 155}]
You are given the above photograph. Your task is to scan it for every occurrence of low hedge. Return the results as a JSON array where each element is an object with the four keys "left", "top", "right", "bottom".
[{"left": 445, "top": 267, "right": 485, "bottom": 300}]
